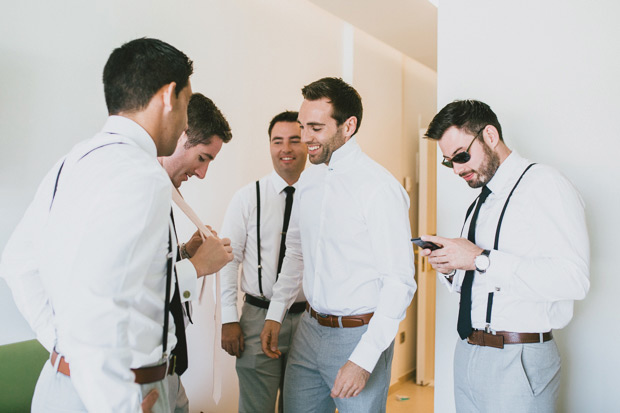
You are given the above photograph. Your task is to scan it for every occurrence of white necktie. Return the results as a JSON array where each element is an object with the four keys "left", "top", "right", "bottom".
[{"left": 171, "top": 187, "right": 222, "bottom": 404}]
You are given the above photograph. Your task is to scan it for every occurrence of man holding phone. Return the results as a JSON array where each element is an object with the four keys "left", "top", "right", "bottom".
[{"left": 420, "top": 100, "right": 590, "bottom": 412}]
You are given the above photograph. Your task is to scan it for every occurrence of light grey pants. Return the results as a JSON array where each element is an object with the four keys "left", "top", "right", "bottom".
[
  {"left": 454, "top": 337, "right": 561, "bottom": 413},
  {"left": 31, "top": 358, "right": 170, "bottom": 413},
  {"left": 167, "top": 373, "right": 189, "bottom": 413},
  {"left": 283, "top": 311, "right": 394, "bottom": 413},
  {"left": 236, "top": 301, "right": 302, "bottom": 413}
]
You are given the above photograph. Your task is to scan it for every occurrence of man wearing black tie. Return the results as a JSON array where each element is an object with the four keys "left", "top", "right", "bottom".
[
  {"left": 159, "top": 92, "right": 233, "bottom": 412},
  {"left": 219, "top": 111, "right": 308, "bottom": 412},
  {"left": 420, "top": 100, "right": 590, "bottom": 412}
]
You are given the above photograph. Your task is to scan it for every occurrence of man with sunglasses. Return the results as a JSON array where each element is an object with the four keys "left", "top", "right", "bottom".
[{"left": 420, "top": 100, "right": 589, "bottom": 412}]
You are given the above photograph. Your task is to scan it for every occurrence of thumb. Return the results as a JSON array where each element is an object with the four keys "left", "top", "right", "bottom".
[{"left": 141, "top": 388, "right": 159, "bottom": 413}]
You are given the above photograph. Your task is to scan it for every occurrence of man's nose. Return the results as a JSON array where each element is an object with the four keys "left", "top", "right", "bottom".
[
  {"left": 195, "top": 163, "right": 209, "bottom": 179},
  {"left": 301, "top": 128, "right": 311, "bottom": 143},
  {"left": 453, "top": 162, "right": 466, "bottom": 175}
]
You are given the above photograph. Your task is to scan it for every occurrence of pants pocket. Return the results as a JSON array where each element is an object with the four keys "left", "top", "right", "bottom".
[{"left": 519, "top": 341, "right": 561, "bottom": 397}]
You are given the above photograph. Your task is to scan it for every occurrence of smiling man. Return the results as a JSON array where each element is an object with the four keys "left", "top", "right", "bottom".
[
  {"left": 161, "top": 93, "right": 231, "bottom": 189},
  {"left": 220, "top": 111, "right": 308, "bottom": 413},
  {"left": 159, "top": 92, "right": 233, "bottom": 413},
  {"left": 260, "top": 78, "right": 416, "bottom": 413},
  {"left": 421, "top": 100, "right": 590, "bottom": 412}
]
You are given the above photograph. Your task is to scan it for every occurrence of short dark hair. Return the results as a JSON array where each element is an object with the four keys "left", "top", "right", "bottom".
[
  {"left": 103, "top": 37, "right": 194, "bottom": 115},
  {"left": 425, "top": 100, "right": 503, "bottom": 142},
  {"left": 185, "top": 93, "right": 232, "bottom": 147},
  {"left": 268, "top": 111, "right": 299, "bottom": 139},
  {"left": 301, "top": 77, "right": 363, "bottom": 136}
]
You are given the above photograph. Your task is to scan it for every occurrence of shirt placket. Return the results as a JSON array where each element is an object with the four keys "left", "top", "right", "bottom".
[{"left": 313, "top": 168, "right": 333, "bottom": 310}]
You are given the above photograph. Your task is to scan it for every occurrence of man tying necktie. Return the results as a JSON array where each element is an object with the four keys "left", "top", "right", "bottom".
[
  {"left": 219, "top": 111, "right": 308, "bottom": 412},
  {"left": 0, "top": 38, "right": 230, "bottom": 413},
  {"left": 159, "top": 92, "right": 234, "bottom": 412},
  {"left": 420, "top": 100, "right": 590, "bottom": 412}
]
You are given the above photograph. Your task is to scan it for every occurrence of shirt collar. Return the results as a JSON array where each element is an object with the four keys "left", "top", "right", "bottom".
[
  {"left": 101, "top": 116, "right": 158, "bottom": 158},
  {"left": 326, "top": 137, "right": 360, "bottom": 171},
  {"left": 486, "top": 151, "right": 530, "bottom": 195},
  {"left": 269, "top": 170, "right": 298, "bottom": 194}
]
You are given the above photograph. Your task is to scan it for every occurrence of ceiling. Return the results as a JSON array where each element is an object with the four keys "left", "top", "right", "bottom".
[{"left": 307, "top": 0, "right": 437, "bottom": 71}]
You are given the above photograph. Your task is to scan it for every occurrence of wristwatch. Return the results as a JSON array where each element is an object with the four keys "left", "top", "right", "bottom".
[{"left": 474, "top": 249, "right": 491, "bottom": 273}]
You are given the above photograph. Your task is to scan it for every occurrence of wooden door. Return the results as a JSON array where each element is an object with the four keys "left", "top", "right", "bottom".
[{"left": 415, "top": 129, "right": 436, "bottom": 386}]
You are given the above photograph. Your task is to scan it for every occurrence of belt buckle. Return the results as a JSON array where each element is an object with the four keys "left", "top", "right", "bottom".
[
  {"left": 169, "top": 355, "right": 176, "bottom": 375},
  {"left": 317, "top": 313, "right": 329, "bottom": 318}
]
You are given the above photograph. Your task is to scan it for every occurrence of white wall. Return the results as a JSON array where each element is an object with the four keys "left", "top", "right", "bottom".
[
  {"left": 434, "top": 1, "right": 620, "bottom": 411},
  {"left": 353, "top": 28, "right": 437, "bottom": 384},
  {"left": 0, "top": 0, "right": 436, "bottom": 411}
]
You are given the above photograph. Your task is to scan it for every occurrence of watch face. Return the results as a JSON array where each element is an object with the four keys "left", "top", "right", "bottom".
[{"left": 475, "top": 254, "right": 490, "bottom": 272}]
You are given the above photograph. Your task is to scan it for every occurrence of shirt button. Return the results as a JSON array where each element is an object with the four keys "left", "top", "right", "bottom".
[
  {"left": 183, "top": 291, "right": 191, "bottom": 299},
  {"left": 495, "top": 287, "right": 501, "bottom": 292}
]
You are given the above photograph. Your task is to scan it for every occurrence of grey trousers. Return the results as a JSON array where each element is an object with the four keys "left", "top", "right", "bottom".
[
  {"left": 31, "top": 359, "right": 170, "bottom": 412},
  {"left": 283, "top": 312, "right": 394, "bottom": 413},
  {"left": 167, "top": 373, "right": 189, "bottom": 413},
  {"left": 454, "top": 337, "right": 561, "bottom": 413},
  {"left": 236, "top": 301, "right": 302, "bottom": 413}
]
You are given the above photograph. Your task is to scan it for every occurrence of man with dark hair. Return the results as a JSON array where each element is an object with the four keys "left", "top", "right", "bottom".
[
  {"left": 160, "top": 92, "right": 233, "bottom": 413},
  {"left": 420, "top": 100, "right": 590, "bottom": 411},
  {"left": 220, "top": 110, "right": 307, "bottom": 412},
  {"left": 162, "top": 93, "right": 233, "bottom": 188},
  {"left": 0, "top": 38, "right": 232, "bottom": 413},
  {"left": 260, "top": 78, "right": 416, "bottom": 412}
]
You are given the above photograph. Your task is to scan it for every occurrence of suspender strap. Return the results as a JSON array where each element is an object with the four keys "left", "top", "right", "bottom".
[
  {"left": 78, "top": 142, "right": 126, "bottom": 161},
  {"left": 162, "top": 230, "right": 173, "bottom": 356},
  {"left": 48, "top": 140, "right": 172, "bottom": 358},
  {"left": 493, "top": 163, "right": 537, "bottom": 248},
  {"left": 255, "top": 181, "right": 264, "bottom": 298},
  {"left": 484, "top": 163, "right": 537, "bottom": 327},
  {"left": 49, "top": 142, "right": 125, "bottom": 211},
  {"left": 50, "top": 160, "right": 66, "bottom": 211}
]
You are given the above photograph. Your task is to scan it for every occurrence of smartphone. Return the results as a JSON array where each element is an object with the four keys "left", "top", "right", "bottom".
[{"left": 411, "top": 237, "right": 442, "bottom": 251}]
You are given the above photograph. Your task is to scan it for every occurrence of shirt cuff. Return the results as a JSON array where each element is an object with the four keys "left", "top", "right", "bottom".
[
  {"left": 348, "top": 339, "right": 380, "bottom": 373},
  {"left": 437, "top": 270, "right": 462, "bottom": 293},
  {"left": 265, "top": 301, "right": 287, "bottom": 323},
  {"left": 221, "top": 305, "right": 240, "bottom": 324},
  {"left": 484, "top": 250, "right": 519, "bottom": 293},
  {"left": 175, "top": 259, "right": 198, "bottom": 303}
]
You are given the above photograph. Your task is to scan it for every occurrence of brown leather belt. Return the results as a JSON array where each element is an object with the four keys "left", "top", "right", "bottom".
[
  {"left": 306, "top": 303, "right": 373, "bottom": 328},
  {"left": 51, "top": 350, "right": 174, "bottom": 383},
  {"left": 467, "top": 330, "right": 553, "bottom": 349}
]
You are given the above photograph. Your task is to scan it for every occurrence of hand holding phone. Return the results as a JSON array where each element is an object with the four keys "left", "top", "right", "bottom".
[{"left": 411, "top": 237, "right": 442, "bottom": 251}]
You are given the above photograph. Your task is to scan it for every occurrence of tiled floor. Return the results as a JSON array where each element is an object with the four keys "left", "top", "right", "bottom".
[{"left": 386, "top": 380, "right": 434, "bottom": 413}]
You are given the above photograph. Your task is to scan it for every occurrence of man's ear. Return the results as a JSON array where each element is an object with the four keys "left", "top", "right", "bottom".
[
  {"left": 161, "top": 82, "right": 177, "bottom": 112},
  {"left": 343, "top": 116, "right": 358, "bottom": 141},
  {"left": 483, "top": 125, "right": 500, "bottom": 149}
]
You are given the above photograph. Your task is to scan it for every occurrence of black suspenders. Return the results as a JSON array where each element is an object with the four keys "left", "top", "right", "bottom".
[
  {"left": 255, "top": 181, "right": 265, "bottom": 298},
  {"left": 50, "top": 142, "right": 126, "bottom": 211},
  {"left": 462, "top": 163, "right": 536, "bottom": 331},
  {"left": 49, "top": 141, "right": 174, "bottom": 357}
]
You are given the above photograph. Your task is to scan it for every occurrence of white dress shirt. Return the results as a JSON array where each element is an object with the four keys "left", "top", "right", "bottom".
[
  {"left": 0, "top": 116, "right": 197, "bottom": 412},
  {"left": 440, "top": 151, "right": 590, "bottom": 332},
  {"left": 220, "top": 171, "right": 305, "bottom": 324},
  {"left": 266, "top": 138, "right": 417, "bottom": 373}
]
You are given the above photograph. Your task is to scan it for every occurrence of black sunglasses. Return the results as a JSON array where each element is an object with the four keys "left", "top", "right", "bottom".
[{"left": 441, "top": 126, "right": 486, "bottom": 168}]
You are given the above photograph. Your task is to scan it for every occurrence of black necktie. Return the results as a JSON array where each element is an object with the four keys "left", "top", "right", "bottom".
[
  {"left": 276, "top": 186, "right": 295, "bottom": 279},
  {"left": 457, "top": 186, "right": 492, "bottom": 340},
  {"left": 170, "top": 212, "right": 188, "bottom": 375}
]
